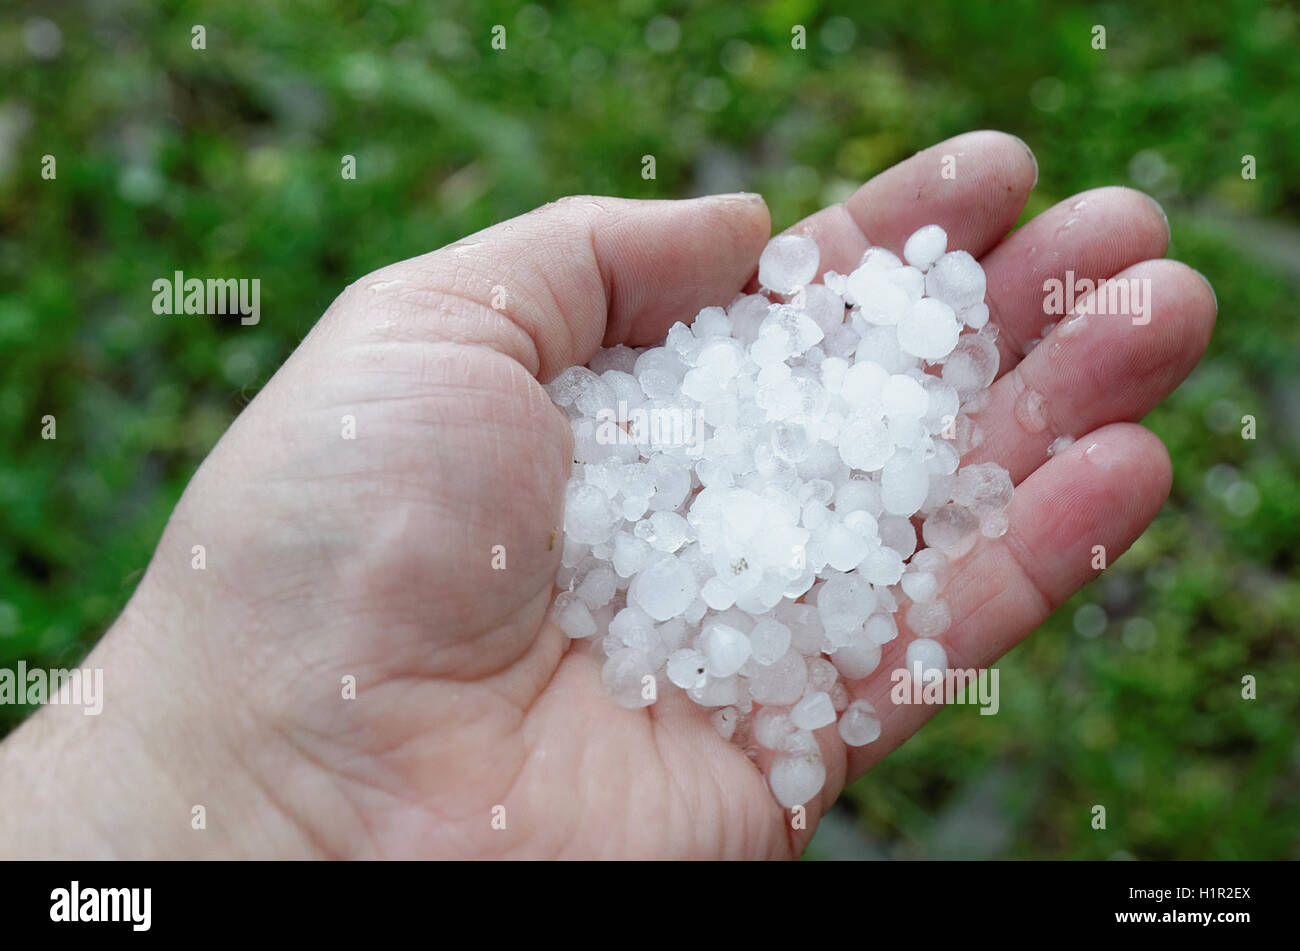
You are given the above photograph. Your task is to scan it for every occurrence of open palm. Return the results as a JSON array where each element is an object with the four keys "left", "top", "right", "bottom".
[{"left": 2, "top": 131, "right": 1215, "bottom": 859}]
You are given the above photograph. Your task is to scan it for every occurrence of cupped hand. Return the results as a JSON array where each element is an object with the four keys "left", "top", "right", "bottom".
[{"left": 0, "top": 131, "right": 1215, "bottom": 859}]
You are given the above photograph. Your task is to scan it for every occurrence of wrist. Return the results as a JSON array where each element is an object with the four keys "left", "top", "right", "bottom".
[{"left": 0, "top": 584, "right": 318, "bottom": 858}]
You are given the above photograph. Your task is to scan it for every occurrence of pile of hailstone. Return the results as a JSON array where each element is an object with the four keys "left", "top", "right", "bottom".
[{"left": 546, "top": 225, "right": 1012, "bottom": 809}]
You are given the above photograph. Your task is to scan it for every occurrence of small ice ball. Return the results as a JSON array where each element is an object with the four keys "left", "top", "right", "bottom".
[
  {"left": 628, "top": 553, "right": 699, "bottom": 621},
  {"left": 747, "top": 648, "right": 808, "bottom": 705},
  {"left": 750, "top": 618, "right": 792, "bottom": 665},
  {"left": 552, "top": 592, "right": 597, "bottom": 639},
  {"left": 816, "top": 574, "right": 876, "bottom": 641},
  {"left": 801, "top": 283, "right": 847, "bottom": 334},
  {"left": 693, "top": 305, "right": 732, "bottom": 337},
  {"left": 960, "top": 302, "right": 990, "bottom": 330},
  {"left": 758, "top": 234, "right": 820, "bottom": 294},
  {"left": 689, "top": 674, "right": 740, "bottom": 708},
  {"left": 863, "top": 612, "right": 898, "bottom": 645},
  {"left": 898, "top": 298, "right": 960, "bottom": 361},
  {"left": 545, "top": 365, "right": 600, "bottom": 407},
  {"left": 610, "top": 605, "right": 658, "bottom": 650},
  {"left": 564, "top": 482, "right": 619, "bottom": 545},
  {"left": 882, "top": 373, "right": 929, "bottom": 419},
  {"left": 904, "top": 637, "right": 948, "bottom": 684},
  {"left": 838, "top": 416, "right": 894, "bottom": 473},
  {"left": 611, "top": 532, "right": 650, "bottom": 577},
  {"left": 900, "top": 568, "right": 939, "bottom": 604},
  {"left": 602, "top": 648, "right": 656, "bottom": 708},
  {"left": 806, "top": 656, "right": 838, "bottom": 693},
  {"left": 942, "top": 332, "right": 1000, "bottom": 393},
  {"left": 829, "top": 640, "right": 881, "bottom": 679},
  {"left": 880, "top": 450, "right": 931, "bottom": 516},
  {"left": 768, "top": 752, "right": 826, "bottom": 808},
  {"left": 711, "top": 706, "right": 739, "bottom": 741},
  {"left": 925, "top": 250, "right": 987, "bottom": 312},
  {"left": 791, "top": 690, "right": 837, "bottom": 731},
  {"left": 755, "top": 707, "right": 796, "bottom": 749},
  {"left": 699, "top": 621, "right": 752, "bottom": 677},
  {"left": 921, "top": 502, "right": 981, "bottom": 559},
  {"left": 667, "top": 648, "right": 709, "bottom": 689},
  {"left": 952, "top": 462, "right": 1014, "bottom": 516},
  {"left": 858, "top": 246, "right": 902, "bottom": 271},
  {"left": 838, "top": 699, "right": 882, "bottom": 746},
  {"left": 906, "top": 599, "right": 952, "bottom": 638},
  {"left": 903, "top": 224, "right": 948, "bottom": 272},
  {"left": 576, "top": 565, "right": 617, "bottom": 609}
]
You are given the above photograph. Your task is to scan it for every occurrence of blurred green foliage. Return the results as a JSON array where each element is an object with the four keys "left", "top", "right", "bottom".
[{"left": 1, "top": 0, "right": 1297, "bottom": 858}]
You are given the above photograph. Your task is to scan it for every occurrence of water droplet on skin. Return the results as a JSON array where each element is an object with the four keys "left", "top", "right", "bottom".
[{"left": 1014, "top": 386, "right": 1048, "bottom": 433}]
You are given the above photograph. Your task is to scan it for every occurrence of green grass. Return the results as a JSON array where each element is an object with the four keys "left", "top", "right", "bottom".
[{"left": 2, "top": 0, "right": 1298, "bottom": 858}]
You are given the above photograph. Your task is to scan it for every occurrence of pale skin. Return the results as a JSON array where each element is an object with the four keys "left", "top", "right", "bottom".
[{"left": 0, "top": 131, "right": 1216, "bottom": 858}]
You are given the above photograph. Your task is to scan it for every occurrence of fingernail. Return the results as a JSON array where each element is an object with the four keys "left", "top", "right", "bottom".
[
  {"left": 1193, "top": 268, "right": 1217, "bottom": 312},
  {"left": 1146, "top": 193, "right": 1170, "bottom": 243},
  {"left": 705, "top": 191, "right": 765, "bottom": 205},
  {"left": 1008, "top": 134, "right": 1038, "bottom": 189}
]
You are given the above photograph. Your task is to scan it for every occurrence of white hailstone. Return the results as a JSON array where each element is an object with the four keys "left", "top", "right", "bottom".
[
  {"left": 750, "top": 618, "right": 792, "bottom": 665},
  {"left": 952, "top": 462, "right": 1015, "bottom": 518},
  {"left": 611, "top": 531, "right": 650, "bottom": 577},
  {"left": 801, "top": 283, "right": 847, "bottom": 334},
  {"left": 754, "top": 707, "right": 796, "bottom": 749},
  {"left": 552, "top": 592, "right": 598, "bottom": 639},
  {"left": 904, "top": 637, "right": 948, "bottom": 684},
  {"left": 699, "top": 621, "right": 752, "bottom": 677},
  {"left": 863, "top": 613, "right": 898, "bottom": 645},
  {"left": 711, "top": 706, "right": 739, "bottom": 741},
  {"left": 960, "top": 302, "right": 990, "bottom": 330},
  {"left": 898, "top": 298, "right": 961, "bottom": 361},
  {"left": 906, "top": 599, "right": 952, "bottom": 638},
  {"left": 667, "top": 648, "right": 709, "bottom": 690},
  {"left": 858, "top": 246, "right": 902, "bottom": 271},
  {"left": 829, "top": 640, "right": 881, "bottom": 679},
  {"left": 791, "top": 691, "right": 837, "bottom": 731},
  {"left": 881, "top": 450, "right": 930, "bottom": 516},
  {"left": 888, "top": 266, "right": 926, "bottom": 302},
  {"left": 564, "top": 483, "right": 619, "bottom": 545},
  {"left": 882, "top": 373, "right": 929, "bottom": 419},
  {"left": 747, "top": 648, "right": 808, "bottom": 705},
  {"left": 829, "top": 682, "right": 850, "bottom": 712},
  {"left": 576, "top": 566, "right": 618, "bottom": 610},
  {"left": 544, "top": 227, "right": 1011, "bottom": 810},
  {"left": 925, "top": 250, "right": 987, "bottom": 312},
  {"left": 816, "top": 574, "right": 876, "bottom": 643},
  {"left": 758, "top": 234, "right": 820, "bottom": 294},
  {"left": 628, "top": 554, "right": 698, "bottom": 621},
  {"left": 838, "top": 700, "right": 882, "bottom": 746},
  {"left": 903, "top": 224, "right": 948, "bottom": 271},
  {"left": 921, "top": 502, "right": 981, "bottom": 559},
  {"left": 900, "top": 568, "right": 939, "bottom": 604},
  {"left": 942, "top": 332, "right": 1000, "bottom": 393},
  {"left": 610, "top": 605, "right": 658, "bottom": 650},
  {"left": 806, "top": 657, "right": 838, "bottom": 692},
  {"left": 602, "top": 648, "right": 656, "bottom": 708},
  {"left": 769, "top": 753, "right": 827, "bottom": 808},
  {"left": 694, "top": 305, "right": 732, "bottom": 337}
]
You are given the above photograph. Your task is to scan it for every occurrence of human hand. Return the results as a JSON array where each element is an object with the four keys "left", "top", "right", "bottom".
[{"left": 0, "top": 131, "right": 1215, "bottom": 859}]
